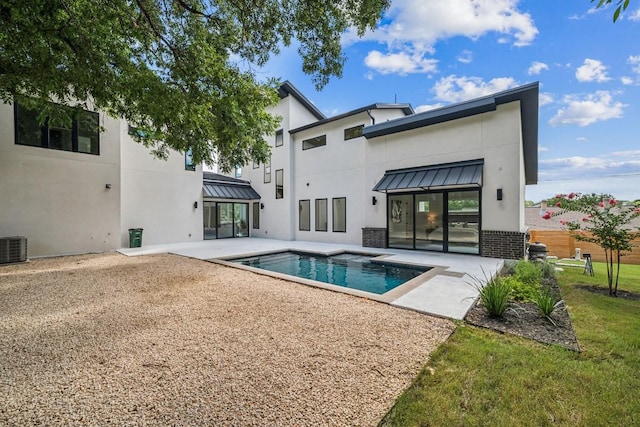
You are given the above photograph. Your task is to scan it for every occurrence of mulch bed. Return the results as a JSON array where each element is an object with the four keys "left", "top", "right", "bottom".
[
  {"left": 575, "top": 285, "right": 640, "bottom": 300},
  {"left": 465, "top": 278, "right": 581, "bottom": 352}
]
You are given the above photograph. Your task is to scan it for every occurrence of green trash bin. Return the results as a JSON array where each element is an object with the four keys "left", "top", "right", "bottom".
[{"left": 128, "top": 228, "right": 143, "bottom": 248}]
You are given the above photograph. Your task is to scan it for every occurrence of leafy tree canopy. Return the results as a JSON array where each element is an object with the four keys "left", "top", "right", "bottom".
[
  {"left": 593, "top": 0, "right": 632, "bottom": 22},
  {"left": 0, "top": 0, "right": 389, "bottom": 172}
]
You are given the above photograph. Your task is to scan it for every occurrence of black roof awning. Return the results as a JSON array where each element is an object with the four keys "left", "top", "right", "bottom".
[
  {"left": 203, "top": 183, "right": 261, "bottom": 200},
  {"left": 373, "top": 160, "right": 483, "bottom": 193}
]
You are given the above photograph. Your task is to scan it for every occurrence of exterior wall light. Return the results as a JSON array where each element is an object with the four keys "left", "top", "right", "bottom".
[
  {"left": 497, "top": 188, "right": 503, "bottom": 201},
  {"left": 372, "top": 196, "right": 377, "bottom": 205},
  {"left": 105, "top": 184, "right": 111, "bottom": 189},
  {"left": 193, "top": 201, "right": 198, "bottom": 209},
  {"left": 260, "top": 203, "right": 265, "bottom": 209}
]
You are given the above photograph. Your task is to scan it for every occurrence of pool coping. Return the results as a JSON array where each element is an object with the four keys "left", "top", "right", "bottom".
[{"left": 211, "top": 249, "right": 463, "bottom": 306}]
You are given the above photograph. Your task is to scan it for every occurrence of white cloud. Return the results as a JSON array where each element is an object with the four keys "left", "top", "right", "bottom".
[
  {"left": 628, "top": 55, "right": 640, "bottom": 74},
  {"left": 575, "top": 58, "right": 611, "bottom": 82},
  {"left": 549, "top": 91, "right": 625, "bottom": 127},
  {"left": 364, "top": 71, "right": 374, "bottom": 81},
  {"left": 576, "top": 137, "right": 589, "bottom": 142},
  {"left": 538, "top": 146, "right": 549, "bottom": 152},
  {"left": 621, "top": 76, "right": 634, "bottom": 85},
  {"left": 528, "top": 61, "right": 549, "bottom": 75},
  {"left": 415, "top": 103, "right": 445, "bottom": 113},
  {"left": 349, "top": 0, "right": 538, "bottom": 75},
  {"left": 457, "top": 50, "right": 473, "bottom": 64},
  {"left": 539, "top": 92, "right": 554, "bottom": 106},
  {"left": 432, "top": 75, "right": 518, "bottom": 103},
  {"left": 628, "top": 9, "right": 640, "bottom": 21},
  {"left": 364, "top": 51, "right": 438, "bottom": 75}
]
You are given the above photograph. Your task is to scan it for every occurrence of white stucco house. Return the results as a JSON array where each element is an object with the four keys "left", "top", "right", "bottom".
[{"left": 0, "top": 80, "right": 538, "bottom": 260}]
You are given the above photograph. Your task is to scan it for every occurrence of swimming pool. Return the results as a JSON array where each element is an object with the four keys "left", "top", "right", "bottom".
[{"left": 231, "top": 251, "right": 431, "bottom": 295}]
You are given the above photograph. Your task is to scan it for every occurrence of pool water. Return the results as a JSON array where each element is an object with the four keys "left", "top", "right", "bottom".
[{"left": 232, "top": 251, "right": 431, "bottom": 295}]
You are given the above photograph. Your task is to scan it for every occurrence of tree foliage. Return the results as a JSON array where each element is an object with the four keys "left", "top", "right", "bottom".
[
  {"left": 0, "top": 0, "right": 389, "bottom": 171},
  {"left": 547, "top": 192, "right": 640, "bottom": 296},
  {"left": 592, "top": 0, "right": 632, "bottom": 22}
]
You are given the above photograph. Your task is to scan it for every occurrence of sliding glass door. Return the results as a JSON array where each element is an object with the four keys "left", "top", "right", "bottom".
[
  {"left": 203, "top": 201, "right": 250, "bottom": 239},
  {"left": 387, "top": 190, "right": 480, "bottom": 254}
]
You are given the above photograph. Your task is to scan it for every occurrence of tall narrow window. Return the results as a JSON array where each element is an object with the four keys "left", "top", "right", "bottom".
[
  {"left": 275, "top": 129, "right": 284, "bottom": 147},
  {"left": 315, "top": 199, "right": 328, "bottom": 231},
  {"left": 252, "top": 202, "right": 260, "bottom": 229},
  {"left": 185, "top": 148, "right": 196, "bottom": 171},
  {"left": 252, "top": 161, "right": 259, "bottom": 169},
  {"left": 275, "top": 169, "right": 284, "bottom": 199},
  {"left": 235, "top": 166, "right": 242, "bottom": 178},
  {"left": 264, "top": 158, "right": 271, "bottom": 183},
  {"left": 332, "top": 197, "right": 346, "bottom": 232},
  {"left": 299, "top": 200, "right": 310, "bottom": 231}
]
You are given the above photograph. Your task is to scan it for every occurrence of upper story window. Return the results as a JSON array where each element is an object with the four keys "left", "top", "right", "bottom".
[
  {"left": 275, "top": 129, "right": 284, "bottom": 147},
  {"left": 302, "top": 135, "right": 326, "bottom": 150},
  {"left": 264, "top": 157, "right": 271, "bottom": 183},
  {"left": 15, "top": 103, "right": 100, "bottom": 155},
  {"left": 185, "top": 148, "right": 196, "bottom": 171},
  {"left": 344, "top": 125, "right": 364, "bottom": 140},
  {"left": 235, "top": 166, "right": 242, "bottom": 178},
  {"left": 275, "top": 169, "right": 284, "bottom": 199}
]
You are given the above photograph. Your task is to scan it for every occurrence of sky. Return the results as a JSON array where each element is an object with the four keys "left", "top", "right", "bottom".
[{"left": 257, "top": 0, "right": 640, "bottom": 202}]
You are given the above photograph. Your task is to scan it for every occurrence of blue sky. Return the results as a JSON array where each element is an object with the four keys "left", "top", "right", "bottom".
[{"left": 259, "top": 0, "right": 640, "bottom": 202}]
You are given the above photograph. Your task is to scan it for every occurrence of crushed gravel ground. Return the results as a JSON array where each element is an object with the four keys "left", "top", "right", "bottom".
[{"left": 0, "top": 252, "right": 454, "bottom": 426}]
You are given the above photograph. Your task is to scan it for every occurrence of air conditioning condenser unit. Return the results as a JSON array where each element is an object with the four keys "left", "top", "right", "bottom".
[{"left": 0, "top": 236, "right": 28, "bottom": 264}]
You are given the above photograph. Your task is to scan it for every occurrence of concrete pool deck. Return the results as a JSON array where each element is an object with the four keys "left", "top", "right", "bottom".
[{"left": 119, "top": 238, "right": 504, "bottom": 320}]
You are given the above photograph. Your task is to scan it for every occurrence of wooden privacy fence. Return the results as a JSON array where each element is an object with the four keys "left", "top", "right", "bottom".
[{"left": 529, "top": 230, "right": 640, "bottom": 264}]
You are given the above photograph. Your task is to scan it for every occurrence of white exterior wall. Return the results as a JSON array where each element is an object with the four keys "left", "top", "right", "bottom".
[
  {"left": 364, "top": 103, "right": 525, "bottom": 233},
  {"left": 119, "top": 125, "right": 203, "bottom": 247},
  {"left": 0, "top": 104, "right": 121, "bottom": 257}
]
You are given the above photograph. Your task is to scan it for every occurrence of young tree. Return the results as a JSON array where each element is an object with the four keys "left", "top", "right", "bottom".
[
  {"left": 0, "top": 0, "right": 389, "bottom": 172},
  {"left": 547, "top": 193, "right": 640, "bottom": 296}
]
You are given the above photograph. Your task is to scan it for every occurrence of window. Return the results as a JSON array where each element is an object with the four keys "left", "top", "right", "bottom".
[
  {"left": 15, "top": 103, "right": 99, "bottom": 155},
  {"left": 275, "top": 169, "right": 284, "bottom": 199},
  {"left": 235, "top": 166, "right": 242, "bottom": 178},
  {"left": 253, "top": 161, "right": 259, "bottom": 169},
  {"left": 252, "top": 202, "right": 260, "bottom": 229},
  {"left": 332, "top": 197, "right": 346, "bottom": 232},
  {"left": 264, "top": 158, "right": 271, "bottom": 183},
  {"left": 275, "top": 129, "right": 284, "bottom": 147},
  {"left": 185, "top": 148, "right": 196, "bottom": 171},
  {"left": 299, "top": 200, "right": 310, "bottom": 231},
  {"left": 315, "top": 199, "right": 328, "bottom": 231},
  {"left": 344, "top": 125, "right": 364, "bottom": 140},
  {"left": 302, "top": 135, "right": 326, "bottom": 150}
]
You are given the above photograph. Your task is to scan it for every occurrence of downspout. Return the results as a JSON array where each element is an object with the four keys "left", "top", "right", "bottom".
[{"left": 366, "top": 109, "right": 375, "bottom": 125}]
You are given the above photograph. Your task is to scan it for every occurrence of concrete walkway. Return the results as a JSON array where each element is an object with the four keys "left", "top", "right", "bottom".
[{"left": 119, "top": 238, "right": 503, "bottom": 320}]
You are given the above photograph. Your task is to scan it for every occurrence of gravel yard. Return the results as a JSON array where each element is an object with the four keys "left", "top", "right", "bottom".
[{"left": 0, "top": 252, "right": 454, "bottom": 426}]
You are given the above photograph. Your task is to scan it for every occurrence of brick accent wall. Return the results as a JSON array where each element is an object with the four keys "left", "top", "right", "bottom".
[
  {"left": 481, "top": 230, "right": 526, "bottom": 259},
  {"left": 362, "top": 227, "right": 387, "bottom": 248}
]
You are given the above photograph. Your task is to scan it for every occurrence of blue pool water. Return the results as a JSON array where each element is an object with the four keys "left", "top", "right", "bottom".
[{"left": 232, "top": 251, "right": 431, "bottom": 295}]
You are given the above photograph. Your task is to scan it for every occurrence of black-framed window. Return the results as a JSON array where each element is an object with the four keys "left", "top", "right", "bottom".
[
  {"left": 332, "top": 197, "right": 346, "bottom": 232},
  {"left": 235, "top": 166, "right": 242, "bottom": 178},
  {"left": 185, "top": 148, "right": 196, "bottom": 171},
  {"left": 344, "top": 125, "right": 364, "bottom": 140},
  {"left": 302, "top": 135, "right": 326, "bottom": 150},
  {"left": 299, "top": 200, "right": 310, "bottom": 231},
  {"left": 15, "top": 103, "right": 99, "bottom": 155},
  {"left": 264, "top": 158, "right": 271, "bottom": 183},
  {"left": 253, "top": 161, "right": 259, "bottom": 169},
  {"left": 252, "top": 202, "right": 260, "bottom": 229},
  {"left": 275, "top": 129, "right": 284, "bottom": 147},
  {"left": 275, "top": 169, "right": 284, "bottom": 199},
  {"left": 315, "top": 199, "right": 328, "bottom": 231}
]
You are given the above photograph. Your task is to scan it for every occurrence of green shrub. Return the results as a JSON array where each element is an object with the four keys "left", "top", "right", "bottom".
[
  {"left": 502, "top": 276, "right": 539, "bottom": 302},
  {"left": 539, "top": 260, "right": 556, "bottom": 280},
  {"left": 514, "top": 260, "right": 543, "bottom": 285},
  {"left": 476, "top": 275, "right": 511, "bottom": 318},
  {"left": 532, "top": 286, "right": 562, "bottom": 319}
]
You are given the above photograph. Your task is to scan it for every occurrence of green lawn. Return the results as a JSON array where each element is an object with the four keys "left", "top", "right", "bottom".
[{"left": 379, "top": 262, "right": 640, "bottom": 426}]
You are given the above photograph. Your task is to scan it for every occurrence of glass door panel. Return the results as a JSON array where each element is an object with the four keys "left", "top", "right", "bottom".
[
  {"left": 234, "top": 203, "right": 249, "bottom": 237},
  {"left": 388, "top": 194, "right": 414, "bottom": 249},
  {"left": 203, "top": 201, "right": 217, "bottom": 240},
  {"left": 217, "top": 203, "right": 234, "bottom": 238},
  {"left": 447, "top": 190, "right": 480, "bottom": 254},
  {"left": 415, "top": 193, "right": 444, "bottom": 251}
]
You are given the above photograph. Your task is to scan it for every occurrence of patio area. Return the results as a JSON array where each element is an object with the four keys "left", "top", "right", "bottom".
[{"left": 120, "top": 238, "right": 504, "bottom": 320}]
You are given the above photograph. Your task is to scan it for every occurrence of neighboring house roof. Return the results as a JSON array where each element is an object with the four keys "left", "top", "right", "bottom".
[
  {"left": 278, "top": 81, "right": 325, "bottom": 121},
  {"left": 203, "top": 172, "right": 261, "bottom": 200},
  {"left": 362, "top": 82, "right": 539, "bottom": 186},
  {"left": 373, "top": 159, "right": 483, "bottom": 193},
  {"left": 289, "top": 103, "right": 414, "bottom": 134},
  {"left": 525, "top": 207, "right": 640, "bottom": 230}
]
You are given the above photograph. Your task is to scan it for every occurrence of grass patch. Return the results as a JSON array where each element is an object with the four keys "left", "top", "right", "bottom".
[{"left": 379, "top": 262, "right": 640, "bottom": 426}]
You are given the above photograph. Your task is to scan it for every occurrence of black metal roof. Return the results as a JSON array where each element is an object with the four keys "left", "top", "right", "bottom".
[
  {"left": 289, "top": 103, "right": 414, "bottom": 134},
  {"left": 203, "top": 172, "right": 261, "bottom": 200},
  {"left": 363, "top": 82, "right": 539, "bottom": 185},
  {"left": 278, "top": 81, "right": 325, "bottom": 121},
  {"left": 373, "top": 160, "right": 483, "bottom": 193}
]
